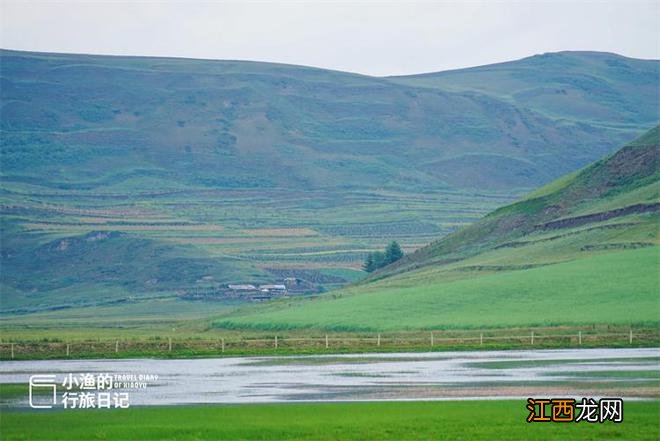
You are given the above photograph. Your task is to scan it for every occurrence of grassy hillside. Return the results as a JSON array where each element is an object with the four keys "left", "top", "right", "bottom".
[
  {"left": 215, "top": 127, "right": 659, "bottom": 331},
  {"left": 389, "top": 51, "right": 659, "bottom": 128},
  {"left": 1, "top": 50, "right": 657, "bottom": 317},
  {"left": 3, "top": 50, "right": 655, "bottom": 192},
  {"left": 378, "top": 125, "right": 659, "bottom": 276}
]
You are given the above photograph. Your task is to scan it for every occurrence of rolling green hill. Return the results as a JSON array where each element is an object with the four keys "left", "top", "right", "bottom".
[
  {"left": 3, "top": 50, "right": 656, "bottom": 192},
  {"left": 1, "top": 49, "right": 658, "bottom": 316},
  {"left": 215, "top": 126, "right": 659, "bottom": 331},
  {"left": 389, "top": 51, "right": 659, "bottom": 128}
]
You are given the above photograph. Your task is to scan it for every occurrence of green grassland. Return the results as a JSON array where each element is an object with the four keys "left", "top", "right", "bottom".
[
  {"left": 215, "top": 247, "right": 659, "bottom": 331},
  {"left": 1, "top": 401, "right": 658, "bottom": 441}
]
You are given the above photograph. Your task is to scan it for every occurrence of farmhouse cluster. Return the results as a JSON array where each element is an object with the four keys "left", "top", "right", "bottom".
[
  {"left": 180, "top": 277, "right": 317, "bottom": 302},
  {"left": 227, "top": 283, "right": 288, "bottom": 301}
]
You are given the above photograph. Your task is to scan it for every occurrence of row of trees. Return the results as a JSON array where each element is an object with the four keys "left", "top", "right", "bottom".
[{"left": 363, "top": 241, "right": 404, "bottom": 273}]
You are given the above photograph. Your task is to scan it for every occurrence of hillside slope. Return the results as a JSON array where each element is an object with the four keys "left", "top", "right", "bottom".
[
  {"left": 215, "top": 126, "right": 659, "bottom": 330},
  {"left": 376, "top": 125, "right": 659, "bottom": 278},
  {"left": 2, "top": 50, "right": 657, "bottom": 192},
  {"left": 0, "top": 227, "right": 268, "bottom": 314}
]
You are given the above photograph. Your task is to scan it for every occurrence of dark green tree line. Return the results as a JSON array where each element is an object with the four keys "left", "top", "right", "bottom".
[{"left": 363, "top": 241, "right": 404, "bottom": 272}]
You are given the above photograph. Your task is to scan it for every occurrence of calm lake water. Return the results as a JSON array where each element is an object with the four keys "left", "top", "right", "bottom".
[{"left": 1, "top": 348, "right": 658, "bottom": 406}]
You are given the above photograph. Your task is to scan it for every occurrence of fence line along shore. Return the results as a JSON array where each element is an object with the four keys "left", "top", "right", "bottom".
[{"left": 2, "top": 326, "right": 658, "bottom": 360}]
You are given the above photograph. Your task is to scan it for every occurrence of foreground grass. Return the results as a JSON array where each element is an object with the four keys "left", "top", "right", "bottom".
[{"left": 1, "top": 400, "right": 658, "bottom": 441}]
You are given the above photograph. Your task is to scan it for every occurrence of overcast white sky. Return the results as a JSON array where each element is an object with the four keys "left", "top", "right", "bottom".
[{"left": 1, "top": 1, "right": 658, "bottom": 76}]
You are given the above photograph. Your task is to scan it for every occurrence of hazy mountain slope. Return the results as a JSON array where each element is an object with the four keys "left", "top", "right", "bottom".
[
  {"left": 215, "top": 126, "right": 659, "bottom": 331},
  {"left": 2, "top": 50, "right": 656, "bottom": 191},
  {"left": 389, "top": 51, "right": 659, "bottom": 128}
]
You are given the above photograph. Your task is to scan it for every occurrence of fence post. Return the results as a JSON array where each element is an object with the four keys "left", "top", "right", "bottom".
[
  {"left": 531, "top": 331, "right": 534, "bottom": 345},
  {"left": 578, "top": 331, "right": 582, "bottom": 345},
  {"left": 377, "top": 333, "right": 381, "bottom": 347},
  {"left": 629, "top": 328, "right": 633, "bottom": 344},
  {"left": 275, "top": 335, "right": 278, "bottom": 349},
  {"left": 221, "top": 338, "right": 225, "bottom": 353},
  {"left": 168, "top": 337, "right": 172, "bottom": 352},
  {"left": 325, "top": 334, "right": 329, "bottom": 349},
  {"left": 115, "top": 340, "right": 119, "bottom": 354},
  {"left": 11, "top": 343, "right": 14, "bottom": 359},
  {"left": 430, "top": 332, "right": 434, "bottom": 347},
  {"left": 480, "top": 333, "right": 483, "bottom": 346},
  {"left": 66, "top": 343, "right": 70, "bottom": 357}
]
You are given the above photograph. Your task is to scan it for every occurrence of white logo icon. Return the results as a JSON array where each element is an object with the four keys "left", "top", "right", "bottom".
[{"left": 29, "top": 374, "right": 57, "bottom": 409}]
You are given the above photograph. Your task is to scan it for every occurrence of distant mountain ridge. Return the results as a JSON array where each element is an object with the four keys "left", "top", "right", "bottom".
[
  {"left": 2, "top": 49, "right": 657, "bottom": 191},
  {"left": 389, "top": 51, "right": 659, "bottom": 127}
]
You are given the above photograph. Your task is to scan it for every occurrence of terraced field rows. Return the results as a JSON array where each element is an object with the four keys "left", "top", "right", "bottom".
[{"left": 3, "top": 186, "right": 515, "bottom": 271}]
